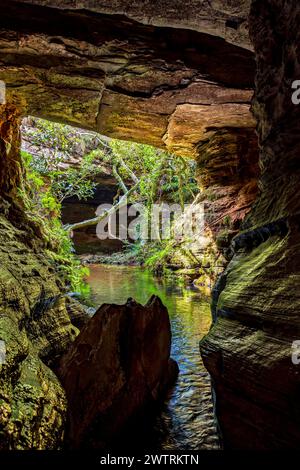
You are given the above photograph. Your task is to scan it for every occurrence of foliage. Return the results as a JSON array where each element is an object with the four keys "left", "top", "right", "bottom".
[
  {"left": 20, "top": 150, "right": 90, "bottom": 298},
  {"left": 223, "top": 215, "right": 232, "bottom": 228},
  {"left": 144, "top": 243, "right": 171, "bottom": 272},
  {"left": 21, "top": 117, "right": 200, "bottom": 278},
  {"left": 106, "top": 139, "right": 198, "bottom": 207},
  {"left": 23, "top": 119, "right": 105, "bottom": 203},
  {"left": 45, "top": 219, "right": 91, "bottom": 298},
  {"left": 100, "top": 140, "right": 199, "bottom": 259}
]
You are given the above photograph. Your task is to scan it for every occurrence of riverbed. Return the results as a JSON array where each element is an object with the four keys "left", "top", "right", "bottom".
[{"left": 87, "top": 264, "right": 220, "bottom": 450}]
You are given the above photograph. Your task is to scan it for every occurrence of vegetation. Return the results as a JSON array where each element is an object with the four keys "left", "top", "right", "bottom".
[
  {"left": 22, "top": 119, "right": 105, "bottom": 203},
  {"left": 65, "top": 138, "right": 199, "bottom": 234},
  {"left": 20, "top": 149, "right": 91, "bottom": 298},
  {"left": 21, "top": 117, "right": 200, "bottom": 285}
]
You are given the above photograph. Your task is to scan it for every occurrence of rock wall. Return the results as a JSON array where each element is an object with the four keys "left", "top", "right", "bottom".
[
  {"left": 0, "top": 104, "right": 78, "bottom": 449},
  {"left": 193, "top": 127, "right": 259, "bottom": 292},
  {"left": 201, "top": 0, "right": 300, "bottom": 449}
]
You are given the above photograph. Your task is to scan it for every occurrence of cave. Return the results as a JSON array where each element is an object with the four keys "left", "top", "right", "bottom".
[{"left": 0, "top": 0, "right": 300, "bottom": 456}]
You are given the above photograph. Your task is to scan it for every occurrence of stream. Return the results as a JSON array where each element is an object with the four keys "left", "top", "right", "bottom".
[{"left": 87, "top": 264, "right": 220, "bottom": 450}]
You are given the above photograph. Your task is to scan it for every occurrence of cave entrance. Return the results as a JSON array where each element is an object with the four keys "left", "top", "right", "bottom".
[
  {"left": 0, "top": 0, "right": 263, "bottom": 451},
  {"left": 20, "top": 114, "right": 221, "bottom": 450}
]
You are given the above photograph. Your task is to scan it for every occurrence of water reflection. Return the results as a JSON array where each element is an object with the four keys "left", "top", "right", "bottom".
[{"left": 87, "top": 264, "right": 220, "bottom": 450}]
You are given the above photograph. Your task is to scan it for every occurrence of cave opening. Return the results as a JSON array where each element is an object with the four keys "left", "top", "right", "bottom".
[
  {"left": 18, "top": 114, "right": 222, "bottom": 450},
  {"left": 2, "top": 0, "right": 299, "bottom": 455},
  {"left": 16, "top": 108, "right": 260, "bottom": 451},
  {"left": 0, "top": 7, "right": 260, "bottom": 446}
]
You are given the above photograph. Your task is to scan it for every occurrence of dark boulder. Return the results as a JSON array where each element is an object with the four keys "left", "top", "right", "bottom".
[{"left": 58, "top": 295, "right": 178, "bottom": 449}]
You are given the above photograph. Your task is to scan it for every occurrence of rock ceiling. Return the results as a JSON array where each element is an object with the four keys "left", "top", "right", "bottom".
[{"left": 0, "top": 0, "right": 255, "bottom": 156}]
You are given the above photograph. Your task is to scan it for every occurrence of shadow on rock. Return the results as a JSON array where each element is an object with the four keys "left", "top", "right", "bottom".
[{"left": 58, "top": 295, "right": 178, "bottom": 449}]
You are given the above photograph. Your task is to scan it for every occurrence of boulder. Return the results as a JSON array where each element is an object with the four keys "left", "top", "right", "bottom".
[{"left": 58, "top": 295, "right": 178, "bottom": 449}]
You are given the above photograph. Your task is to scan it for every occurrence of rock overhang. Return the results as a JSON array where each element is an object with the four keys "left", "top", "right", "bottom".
[{"left": 0, "top": 0, "right": 255, "bottom": 157}]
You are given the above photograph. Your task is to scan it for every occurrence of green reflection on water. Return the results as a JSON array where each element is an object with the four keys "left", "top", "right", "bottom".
[
  {"left": 86, "top": 264, "right": 218, "bottom": 450},
  {"left": 87, "top": 264, "right": 211, "bottom": 339}
]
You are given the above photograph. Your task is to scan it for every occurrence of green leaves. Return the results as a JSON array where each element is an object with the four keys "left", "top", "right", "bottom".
[{"left": 20, "top": 116, "right": 200, "bottom": 295}]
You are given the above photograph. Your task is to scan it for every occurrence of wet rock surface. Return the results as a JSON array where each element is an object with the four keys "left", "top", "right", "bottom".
[{"left": 58, "top": 295, "right": 178, "bottom": 449}]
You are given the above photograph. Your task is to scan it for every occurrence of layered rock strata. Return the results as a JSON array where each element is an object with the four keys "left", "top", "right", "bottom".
[
  {"left": 2, "top": 0, "right": 293, "bottom": 450},
  {"left": 201, "top": 0, "right": 300, "bottom": 449},
  {"left": 0, "top": 104, "right": 78, "bottom": 449}
]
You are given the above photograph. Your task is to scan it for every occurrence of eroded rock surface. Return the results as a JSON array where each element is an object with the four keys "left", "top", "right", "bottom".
[
  {"left": 201, "top": 0, "right": 300, "bottom": 449},
  {"left": 0, "top": 104, "right": 79, "bottom": 449},
  {"left": 2, "top": 0, "right": 297, "bottom": 452},
  {"left": 0, "top": 0, "right": 254, "bottom": 156},
  {"left": 14, "top": 0, "right": 253, "bottom": 49},
  {"left": 189, "top": 127, "right": 259, "bottom": 293},
  {"left": 58, "top": 296, "right": 178, "bottom": 449}
]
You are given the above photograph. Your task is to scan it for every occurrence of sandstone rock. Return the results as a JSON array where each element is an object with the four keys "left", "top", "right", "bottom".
[
  {"left": 0, "top": 1, "right": 259, "bottom": 296},
  {"left": 16, "top": 0, "right": 253, "bottom": 49},
  {"left": 0, "top": 1, "right": 255, "bottom": 156},
  {"left": 58, "top": 295, "right": 178, "bottom": 449},
  {"left": 65, "top": 296, "right": 92, "bottom": 330},
  {"left": 0, "top": 104, "right": 78, "bottom": 449},
  {"left": 190, "top": 127, "right": 259, "bottom": 292},
  {"left": 200, "top": 0, "right": 300, "bottom": 449},
  {"left": 0, "top": 1, "right": 259, "bottom": 297},
  {"left": 2, "top": 0, "right": 296, "bottom": 452}
]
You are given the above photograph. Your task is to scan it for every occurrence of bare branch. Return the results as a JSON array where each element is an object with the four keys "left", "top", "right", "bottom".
[
  {"left": 113, "top": 165, "right": 128, "bottom": 193},
  {"left": 117, "top": 157, "right": 139, "bottom": 184},
  {"left": 64, "top": 181, "right": 139, "bottom": 232}
]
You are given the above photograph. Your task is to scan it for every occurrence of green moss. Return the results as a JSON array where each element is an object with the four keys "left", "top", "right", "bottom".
[
  {"left": 217, "top": 236, "right": 288, "bottom": 314},
  {"left": 19, "top": 153, "right": 90, "bottom": 299},
  {"left": 222, "top": 215, "right": 232, "bottom": 228},
  {"left": 7, "top": 353, "right": 67, "bottom": 449}
]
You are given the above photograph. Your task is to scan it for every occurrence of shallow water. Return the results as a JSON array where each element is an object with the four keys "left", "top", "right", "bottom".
[{"left": 87, "top": 264, "right": 220, "bottom": 450}]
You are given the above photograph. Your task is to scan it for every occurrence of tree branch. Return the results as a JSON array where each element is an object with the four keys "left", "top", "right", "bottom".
[
  {"left": 113, "top": 165, "right": 128, "bottom": 193},
  {"left": 64, "top": 181, "right": 139, "bottom": 232}
]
